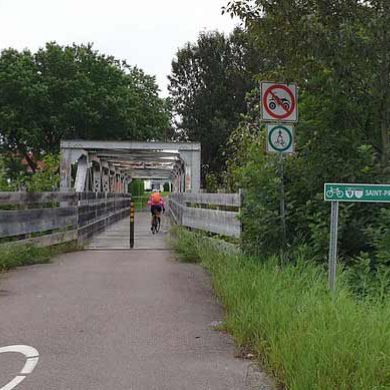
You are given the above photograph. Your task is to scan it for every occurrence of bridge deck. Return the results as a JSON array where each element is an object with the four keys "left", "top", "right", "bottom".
[{"left": 86, "top": 211, "right": 170, "bottom": 250}]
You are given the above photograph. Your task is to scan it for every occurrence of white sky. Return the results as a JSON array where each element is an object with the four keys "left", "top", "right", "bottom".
[{"left": 0, "top": 0, "right": 239, "bottom": 96}]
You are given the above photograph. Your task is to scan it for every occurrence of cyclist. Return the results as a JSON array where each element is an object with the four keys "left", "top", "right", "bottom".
[{"left": 148, "top": 189, "right": 165, "bottom": 231}]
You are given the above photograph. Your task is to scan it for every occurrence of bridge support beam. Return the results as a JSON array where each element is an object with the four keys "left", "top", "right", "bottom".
[
  {"left": 102, "top": 167, "right": 110, "bottom": 192},
  {"left": 60, "top": 141, "right": 201, "bottom": 193},
  {"left": 92, "top": 164, "right": 102, "bottom": 192},
  {"left": 75, "top": 155, "right": 88, "bottom": 192},
  {"left": 180, "top": 150, "right": 200, "bottom": 193},
  {"left": 60, "top": 149, "right": 73, "bottom": 191}
]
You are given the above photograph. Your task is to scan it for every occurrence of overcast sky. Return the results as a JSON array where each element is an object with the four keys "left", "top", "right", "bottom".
[{"left": 0, "top": 0, "right": 239, "bottom": 96}]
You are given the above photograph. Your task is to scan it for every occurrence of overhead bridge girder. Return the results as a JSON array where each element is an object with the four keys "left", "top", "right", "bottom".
[{"left": 60, "top": 140, "right": 201, "bottom": 193}]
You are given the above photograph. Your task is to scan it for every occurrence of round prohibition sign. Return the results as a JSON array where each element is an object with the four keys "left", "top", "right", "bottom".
[
  {"left": 263, "top": 84, "right": 296, "bottom": 120},
  {"left": 268, "top": 125, "right": 293, "bottom": 152}
]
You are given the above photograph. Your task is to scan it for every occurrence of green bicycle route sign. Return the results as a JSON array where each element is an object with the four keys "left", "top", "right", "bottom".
[
  {"left": 325, "top": 182, "right": 390, "bottom": 292},
  {"left": 324, "top": 183, "right": 390, "bottom": 203}
]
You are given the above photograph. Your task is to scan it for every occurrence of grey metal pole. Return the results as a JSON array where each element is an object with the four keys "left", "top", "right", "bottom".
[
  {"left": 328, "top": 201, "right": 339, "bottom": 292},
  {"left": 279, "top": 154, "right": 287, "bottom": 253}
]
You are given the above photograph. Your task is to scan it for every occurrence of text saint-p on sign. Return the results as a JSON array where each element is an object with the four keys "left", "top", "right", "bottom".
[{"left": 261, "top": 82, "right": 298, "bottom": 122}]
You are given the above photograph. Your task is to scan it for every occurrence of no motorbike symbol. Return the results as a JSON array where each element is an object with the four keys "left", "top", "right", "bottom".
[{"left": 261, "top": 82, "right": 298, "bottom": 122}]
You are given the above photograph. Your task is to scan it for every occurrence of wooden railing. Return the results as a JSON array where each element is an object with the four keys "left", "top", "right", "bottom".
[
  {"left": 168, "top": 192, "right": 242, "bottom": 238},
  {"left": 77, "top": 192, "right": 131, "bottom": 240},
  {"left": 0, "top": 192, "right": 131, "bottom": 247}
]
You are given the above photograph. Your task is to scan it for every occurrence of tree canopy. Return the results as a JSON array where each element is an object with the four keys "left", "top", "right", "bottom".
[
  {"left": 0, "top": 42, "right": 170, "bottom": 172},
  {"left": 168, "top": 29, "right": 261, "bottom": 182},
  {"left": 220, "top": 0, "right": 390, "bottom": 272}
]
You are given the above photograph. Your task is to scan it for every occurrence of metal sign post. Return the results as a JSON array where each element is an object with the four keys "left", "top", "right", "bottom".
[
  {"left": 328, "top": 201, "right": 339, "bottom": 292},
  {"left": 261, "top": 81, "right": 298, "bottom": 262},
  {"left": 279, "top": 154, "right": 287, "bottom": 253},
  {"left": 130, "top": 200, "right": 134, "bottom": 249},
  {"left": 265, "top": 124, "right": 294, "bottom": 256}
]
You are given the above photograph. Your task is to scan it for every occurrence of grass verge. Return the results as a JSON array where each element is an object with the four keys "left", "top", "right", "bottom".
[
  {"left": 0, "top": 241, "right": 80, "bottom": 272},
  {"left": 171, "top": 227, "right": 390, "bottom": 390}
]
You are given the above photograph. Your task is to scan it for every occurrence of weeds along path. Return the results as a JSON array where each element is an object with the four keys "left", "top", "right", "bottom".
[{"left": 173, "top": 228, "right": 390, "bottom": 390}]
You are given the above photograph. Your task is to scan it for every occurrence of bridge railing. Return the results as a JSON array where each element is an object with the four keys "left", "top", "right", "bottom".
[
  {"left": 168, "top": 192, "right": 242, "bottom": 238},
  {"left": 0, "top": 192, "right": 131, "bottom": 247},
  {"left": 77, "top": 192, "right": 131, "bottom": 240}
]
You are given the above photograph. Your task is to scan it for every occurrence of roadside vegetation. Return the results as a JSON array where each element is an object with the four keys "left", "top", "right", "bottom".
[
  {"left": 169, "top": 12, "right": 390, "bottom": 387},
  {"left": 1, "top": 1, "right": 390, "bottom": 386},
  {"left": 0, "top": 42, "right": 171, "bottom": 191},
  {"left": 168, "top": 0, "right": 390, "bottom": 297},
  {"left": 0, "top": 241, "right": 80, "bottom": 273},
  {"left": 172, "top": 227, "right": 390, "bottom": 390}
]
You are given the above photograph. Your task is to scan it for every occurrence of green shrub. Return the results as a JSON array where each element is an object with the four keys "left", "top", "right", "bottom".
[
  {"left": 0, "top": 154, "right": 60, "bottom": 192},
  {"left": 129, "top": 179, "right": 145, "bottom": 196},
  {"left": 173, "top": 228, "right": 390, "bottom": 390},
  {"left": 27, "top": 154, "right": 60, "bottom": 191},
  {"left": 0, "top": 245, "right": 49, "bottom": 271},
  {"left": 225, "top": 81, "right": 390, "bottom": 276},
  {"left": 205, "top": 173, "right": 219, "bottom": 193},
  {"left": 0, "top": 241, "right": 79, "bottom": 272}
]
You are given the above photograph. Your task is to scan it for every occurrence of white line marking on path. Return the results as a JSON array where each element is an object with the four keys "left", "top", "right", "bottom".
[
  {"left": 20, "top": 357, "right": 39, "bottom": 375},
  {"left": 0, "top": 345, "right": 39, "bottom": 390},
  {"left": 0, "top": 376, "right": 25, "bottom": 390}
]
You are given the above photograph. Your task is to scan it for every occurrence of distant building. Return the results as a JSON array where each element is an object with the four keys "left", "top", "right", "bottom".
[{"left": 144, "top": 179, "right": 171, "bottom": 192}]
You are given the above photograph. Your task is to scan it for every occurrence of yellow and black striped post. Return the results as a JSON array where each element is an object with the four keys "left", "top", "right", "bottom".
[{"left": 129, "top": 200, "right": 135, "bottom": 248}]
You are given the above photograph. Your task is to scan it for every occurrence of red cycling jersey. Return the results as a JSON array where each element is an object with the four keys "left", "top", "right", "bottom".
[{"left": 148, "top": 193, "right": 165, "bottom": 207}]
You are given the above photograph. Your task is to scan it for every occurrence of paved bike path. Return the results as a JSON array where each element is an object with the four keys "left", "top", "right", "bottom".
[
  {"left": 0, "top": 219, "right": 272, "bottom": 389},
  {"left": 87, "top": 211, "right": 169, "bottom": 250}
]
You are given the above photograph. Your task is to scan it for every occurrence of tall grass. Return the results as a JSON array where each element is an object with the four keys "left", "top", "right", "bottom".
[
  {"left": 0, "top": 241, "right": 79, "bottom": 272},
  {"left": 172, "top": 227, "right": 390, "bottom": 389}
]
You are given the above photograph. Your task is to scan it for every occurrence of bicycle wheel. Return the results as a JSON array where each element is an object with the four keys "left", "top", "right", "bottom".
[
  {"left": 326, "top": 189, "right": 334, "bottom": 198},
  {"left": 151, "top": 216, "right": 157, "bottom": 234},
  {"left": 155, "top": 217, "right": 161, "bottom": 233}
]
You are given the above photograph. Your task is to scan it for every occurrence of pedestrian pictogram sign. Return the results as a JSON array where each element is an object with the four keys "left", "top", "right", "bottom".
[
  {"left": 261, "top": 82, "right": 298, "bottom": 122},
  {"left": 267, "top": 124, "right": 294, "bottom": 154}
]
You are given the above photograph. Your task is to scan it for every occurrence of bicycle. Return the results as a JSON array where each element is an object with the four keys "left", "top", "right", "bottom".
[
  {"left": 326, "top": 187, "right": 344, "bottom": 199},
  {"left": 151, "top": 211, "right": 161, "bottom": 234}
]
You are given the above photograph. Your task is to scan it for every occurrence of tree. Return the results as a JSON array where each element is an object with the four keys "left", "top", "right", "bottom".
[
  {"left": 168, "top": 29, "right": 261, "bottom": 183},
  {"left": 0, "top": 43, "right": 170, "bottom": 172},
  {"left": 224, "top": 0, "right": 390, "bottom": 169},
  {"left": 222, "top": 0, "right": 390, "bottom": 264}
]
